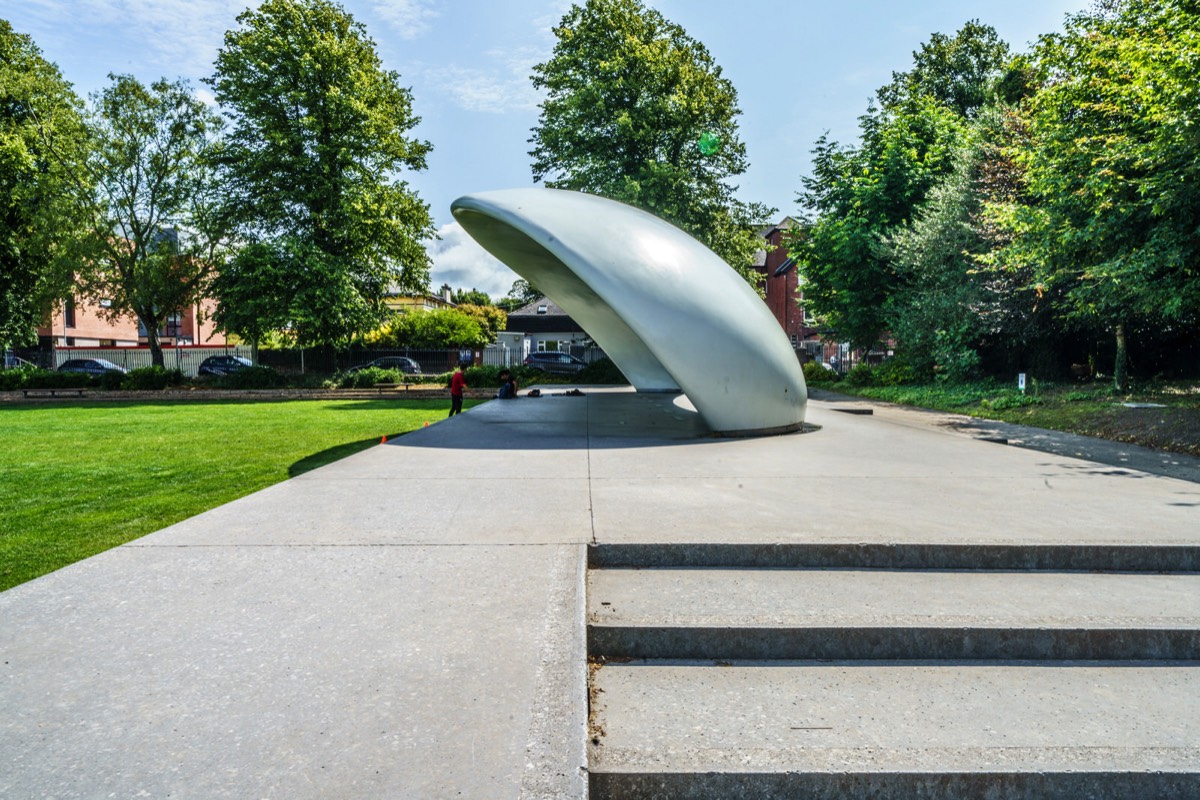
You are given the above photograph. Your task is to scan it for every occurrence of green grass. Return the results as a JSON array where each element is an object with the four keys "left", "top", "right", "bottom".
[
  {"left": 818, "top": 377, "right": 1200, "bottom": 456},
  {"left": 0, "top": 398, "right": 479, "bottom": 591}
]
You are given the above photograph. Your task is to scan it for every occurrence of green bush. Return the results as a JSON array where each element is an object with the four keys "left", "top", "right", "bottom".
[
  {"left": 122, "top": 366, "right": 184, "bottom": 391},
  {"left": 843, "top": 363, "right": 877, "bottom": 387},
  {"left": 981, "top": 392, "right": 1043, "bottom": 411},
  {"left": 17, "top": 369, "right": 99, "bottom": 389},
  {"left": 577, "top": 358, "right": 627, "bottom": 384},
  {"left": 802, "top": 360, "right": 839, "bottom": 384},
  {"left": 98, "top": 371, "right": 125, "bottom": 390},
  {"left": 216, "top": 365, "right": 284, "bottom": 389},
  {"left": 335, "top": 366, "right": 411, "bottom": 389},
  {"left": 873, "top": 358, "right": 918, "bottom": 386},
  {"left": 0, "top": 365, "right": 47, "bottom": 390}
]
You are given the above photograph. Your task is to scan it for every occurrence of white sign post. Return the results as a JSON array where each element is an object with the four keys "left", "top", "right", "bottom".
[{"left": 1018, "top": 372, "right": 1026, "bottom": 393}]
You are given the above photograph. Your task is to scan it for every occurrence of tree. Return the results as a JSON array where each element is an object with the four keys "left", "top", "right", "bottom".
[
  {"left": 792, "top": 22, "right": 1010, "bottom": 350},
  {"left": 0, "top": 21, "right": 89, "bottom": 351},
  {"left": 76, "top": 75, "right": 226, "bottom": 367},
  {"left": 793, "top": 95, "right": 965, "bottom": 348},
  {"left": 456, "top": 302, "right": 506, "bottom": 341},
  {"left": 208, "top": 0, "right": 435, "bottom": 347},
  {"left": 529, "top": 0, "right": 773, "bottom": 281},
  {"left": 452, "top": 288, "right": 491, "bottom": 306},
  {"left": 366, "top": 308, "right": 488, "bottom": 348},
  {"left": 986, "top": 0, "right": 1200, "bottom": 388},
  {"left": 877, "top": 20, "right": 1011, "bottom": 118}
]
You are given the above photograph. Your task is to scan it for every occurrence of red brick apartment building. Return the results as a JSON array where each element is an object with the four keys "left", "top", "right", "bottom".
[
  {"left": 38, "top": 296, "right": 228, "bottom": 348},
  {"left": 752, "top": 218, "right": 815, "bottom": 353}
]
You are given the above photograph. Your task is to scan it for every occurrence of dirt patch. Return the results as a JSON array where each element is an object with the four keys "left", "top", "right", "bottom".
[{"left": 1075, "top": 406, "right": 1200, "bottom": 457}]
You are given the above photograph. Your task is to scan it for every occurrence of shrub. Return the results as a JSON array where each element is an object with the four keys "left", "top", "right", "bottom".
[
  {"left": 97, "top": 371, "right": 125, "bottom": 390},
  {"left": 122, "top": 366, "right": 184, "bottom": 391},
  {"left": 802, "top": 361, "right": 839, "bottom": 384},
  {"left": 981, "top": 392, "right": 1043, "bottom": 411},
  {"left": 577, "top": 358, "right": 627, "bottom": 384},
  {"left": 216, "top": 365, "right": 283, "bottom": 389},
  {"left": 0, "top": 365, "right": 45, "bottom": 390},
  {"left": 843, "top": 363, "right": 877, "bottom": 387},
  {"left": 873, "top": 358, "right": 918, "bottom": 386},
  {"left": 336, "top": 366, "right": 408, "bottom": 389}
]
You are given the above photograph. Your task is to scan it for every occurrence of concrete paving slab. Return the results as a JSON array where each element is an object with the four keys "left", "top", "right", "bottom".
[
  {"left": 591, "top": 474, "right": 1200, "bottom": 544},
  {"left": 589, "top": 662, "right": 1200, "bottom": 787},
  {"left": 588, "top": 569, "right": 1200, "bottom": 661},
  {"left": 1, "top": 543, "right": 587, "bottom": 799},
  {"left": 589, "top": 569, "right": 1200, "bottom": 629},
  {"left": 136, "top": 475, "right": 593, "bottom": 546}
]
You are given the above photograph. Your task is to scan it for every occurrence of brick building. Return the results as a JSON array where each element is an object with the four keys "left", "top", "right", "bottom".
[
  {"left": 38, "top": 296, "right": 227, "bottom": 348},
  {"left": 751, "top": 218, "right": 813, "bottom": 352}
]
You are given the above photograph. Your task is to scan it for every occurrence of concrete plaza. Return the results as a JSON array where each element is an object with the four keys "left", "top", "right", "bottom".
[{"left": 2, "top": 389, "right": 1198, "bottom": 798}]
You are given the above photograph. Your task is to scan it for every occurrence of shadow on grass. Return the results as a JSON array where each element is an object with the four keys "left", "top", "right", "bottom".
[{"left": 288, "top": 436, "right": 395, "bottom": 477}]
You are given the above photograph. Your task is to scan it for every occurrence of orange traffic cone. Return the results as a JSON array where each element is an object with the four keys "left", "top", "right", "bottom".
[
  {"left": 424, "top": 421, "right": 429, "bottom": 427},
  {"left": 380, "top": 434, "right": 388, "bottom": 444}
]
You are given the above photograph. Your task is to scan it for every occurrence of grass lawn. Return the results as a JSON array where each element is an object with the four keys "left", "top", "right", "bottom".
[
  {"left": 0, "top": 398, "right": 480, "bottom": 592},
  {"left": 815, "top": 378, "right": 1200, "bottom": 456}
]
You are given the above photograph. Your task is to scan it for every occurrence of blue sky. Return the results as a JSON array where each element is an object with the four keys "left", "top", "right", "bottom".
[{"left": 7, "top": 0, "right": 1088, "bottom": 298}]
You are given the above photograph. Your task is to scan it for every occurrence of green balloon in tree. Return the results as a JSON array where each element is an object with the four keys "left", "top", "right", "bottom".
[{"left": 697, "top": 131, "right": 721, "bottom": 155}]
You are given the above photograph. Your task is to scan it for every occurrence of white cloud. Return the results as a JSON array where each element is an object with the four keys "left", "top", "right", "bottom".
[
  {"left": 195, "top": 87, "right": 217, "bottom": 106},
  {"left": 422, "top": 45, "right": 545, "bottom": 114},
  {"left": 371, "top": 0, "right": 438, "bottom": 40},
  {"left": 425, "top": 221, "right": 519, "bottom": 300}
]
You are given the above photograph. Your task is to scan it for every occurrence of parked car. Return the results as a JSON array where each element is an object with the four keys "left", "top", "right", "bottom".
[
  {"left": 347, "top": 356, "right": 422, "bottom": 375},
  {"left": 57, "top": 358, "right": 127, "bottom": 376},
  {"left": 198, "top": 355, "right": 253, "bottom": 376},
  {"left": 523, "top": 352, "right": 587, "bottom": 375}
]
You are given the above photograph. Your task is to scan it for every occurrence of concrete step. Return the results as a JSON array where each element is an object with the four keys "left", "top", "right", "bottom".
[
  {"left": 589, "top": 542, "right": 1200, "bottom": 571},
  {"left": 588, "top": 661, "right": 1200, "bottom": 799},
  {"left": 588, "top": 568, "right": 1200, "bottom": 660}
]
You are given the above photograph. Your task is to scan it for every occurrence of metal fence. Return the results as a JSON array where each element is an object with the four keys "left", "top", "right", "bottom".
[
  {"left": 257, "top": 345, "right": 609, "bottom": 374},
  {"left": 6, "top": 343, "right": 611, "bottom": 378},
  {"left": 51, "top": 345, "right": 254, "bottom": 378}
]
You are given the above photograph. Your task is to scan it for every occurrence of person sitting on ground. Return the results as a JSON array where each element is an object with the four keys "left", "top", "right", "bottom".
[{"left": 497, "top": 369, "right": 518, "bottom": 399}]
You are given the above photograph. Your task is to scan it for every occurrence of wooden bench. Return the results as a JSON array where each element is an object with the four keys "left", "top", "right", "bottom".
[
  {"left": 22, "top": 388, "right": 87, "bottom": 399},
  {"left": 373, "top": 382, "right": 412, "bottom": 394}
]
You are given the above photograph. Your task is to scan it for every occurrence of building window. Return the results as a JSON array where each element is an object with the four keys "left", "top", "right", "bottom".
[
  {"left": 537, "top": 340, "right": 565, "bottom": 353},
  {"left": 164, "top": 313, "right": 183, "bottom": 338},
  {"left": 64, "top": 297, "right": 76, "bottom": 328}
]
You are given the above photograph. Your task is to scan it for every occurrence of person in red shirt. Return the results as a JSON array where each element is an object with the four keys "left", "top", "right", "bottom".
[{"left": 449, "top": 365, "right": 467, "bottom": 416}]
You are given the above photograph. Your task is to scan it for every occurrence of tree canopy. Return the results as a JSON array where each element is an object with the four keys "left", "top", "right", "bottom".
[
  {"left": 982, "top": 0, "right": 1200, "bottom": 387},
  {"left": 76, "top": 75, "right": 226, "bottom": 366},
  {"left": 0, "top": 20, "right": 89, "bottom": 350},
  {"left": 366, "top": 308, "right": 488, "bottom": 349},
  {"left": 792, "top": 22, "right": 1010, "bottom": 350},
  {"left": 207, "top": 0, "right": 435, "bottom": 347},
  {"left": 529, "top": 0, "right": 772, "bottom": 281}
]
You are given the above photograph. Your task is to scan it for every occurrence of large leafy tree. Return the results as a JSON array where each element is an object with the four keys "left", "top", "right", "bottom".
[
  {"left": 794, "top": 95, "right": 964, "bottom": 348},
  {"left": 529, "top": 0, "right": 772, "bottom": 281},
  {"left": 208, "top": 0, "right": 435, "bottom": 347},
  {"left": 792, "top": 22, "right": 1010, "bottom": 350},
  {"left": 76, "top": 75, "right": 227, "bottom": 367},
  {"left": 986, "top": 0, "right": 1200, "bottom": 388},
  {"left": 0, "top": 21, "right": 89, "bottom": 351}
]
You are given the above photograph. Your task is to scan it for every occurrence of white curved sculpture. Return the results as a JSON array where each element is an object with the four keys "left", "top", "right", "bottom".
[{"left": 451, "top": 188, "right": 806, "bottom": 435}]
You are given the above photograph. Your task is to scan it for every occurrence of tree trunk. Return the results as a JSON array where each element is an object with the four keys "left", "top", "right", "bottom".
[
  {"left": 142, "top": 315, "right": 165, "bottom": 368},
  {"left": 1113, "top": 321, "right": 1128, "bottom": 392}
]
